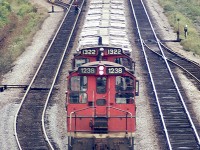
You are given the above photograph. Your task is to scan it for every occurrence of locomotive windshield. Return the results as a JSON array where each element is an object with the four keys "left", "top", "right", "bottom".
[
  {"left": 115, "top": 76, "right": 134, "bottom": 104},
  {"left": 96, "top": 77, "right": 107, "bottom": 94},
  {"left": 115, "top": 76, "right": 134, "bottom": 91},
  {"left": 70, "top": 76, "right": 87, "bottom": 91},
  {"left": 69, "top": 76, "right": 87, "bottom": 104}
]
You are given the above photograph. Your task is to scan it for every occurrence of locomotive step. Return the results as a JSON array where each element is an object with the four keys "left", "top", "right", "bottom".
[
  {"left": 93, "top": 117, "right": 108, "bottom": 133},
  {"left": 93, "top": 126, "right": 108, "bottom": 129},
  {"left": 93, "top": 122, "right": 108, "bottom": 128},
  {"left": 93, "top": 129, "right": 108, "bottom": 134}
]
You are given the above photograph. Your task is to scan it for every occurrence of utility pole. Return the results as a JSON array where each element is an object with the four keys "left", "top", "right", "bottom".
[{"left": 177, "top": 18, "right": 180, "bottom": 41}]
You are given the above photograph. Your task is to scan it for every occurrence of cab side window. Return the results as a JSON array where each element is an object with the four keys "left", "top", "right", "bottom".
[
  {"left": 115, "top": 76, "right": 134, "bottom": 104},
  {"left": 115, "top": 76, "right": 134, "bottom": 92},
  {"left": 115, "top": 93, "right": 134, "bottom": 104},
  {"left": 70, "top": 76, "right": 80, "bottom": 91},
  {"left": 69, "top": 92, "right": 87, "bottom": 104}
]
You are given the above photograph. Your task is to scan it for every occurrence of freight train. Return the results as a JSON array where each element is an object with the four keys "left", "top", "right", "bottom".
[{"left": 66, "top": 0, "right": 139, "bottom": 149}]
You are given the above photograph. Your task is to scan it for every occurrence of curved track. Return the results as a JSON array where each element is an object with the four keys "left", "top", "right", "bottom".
[
  {"left": 129, "top": 0, "right": 200, "bottom": 149},
  {"left": 161, "top": 43, "right": 200, "bottom": 90},
  {"left": 14, "top": 0, "right": 85, "bottom": 149},
  {"left": 143, "top": 42, "right": 200, "bottom": 90}
]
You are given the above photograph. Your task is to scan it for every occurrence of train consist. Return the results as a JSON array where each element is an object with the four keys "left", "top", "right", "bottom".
[{"left": 66, "top": 0, "right": 139, "bottom": 149}]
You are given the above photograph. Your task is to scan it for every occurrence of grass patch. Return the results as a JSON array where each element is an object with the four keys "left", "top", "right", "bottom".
[
  {"left": 0, "top": 0, "right": 49, "bottom": 81},
  {"left": 158, "top": 0, "right": 200, "bottom": 55}
]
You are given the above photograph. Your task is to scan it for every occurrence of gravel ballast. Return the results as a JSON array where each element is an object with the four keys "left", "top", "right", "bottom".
[{"left": 0, "top": 0, "right": 199, "bottom": 149}]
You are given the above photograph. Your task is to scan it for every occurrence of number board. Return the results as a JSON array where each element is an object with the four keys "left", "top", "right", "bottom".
[
  {"left": 81, "top": 49, "right": 97, "bottom": 55},
  {"left": 106, "top": 67, "right": 125, "bottom": 74},
  {"left": 78, "top": 67, "right": 97, "bottom": 74},
  {"left": 107, "top": 48, "right": 122, "bottom": 55}
]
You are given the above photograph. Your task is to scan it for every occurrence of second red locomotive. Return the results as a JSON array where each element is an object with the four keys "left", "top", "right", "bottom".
[{"left": 72, "top": 46, "right": 135, "bottom": 71}]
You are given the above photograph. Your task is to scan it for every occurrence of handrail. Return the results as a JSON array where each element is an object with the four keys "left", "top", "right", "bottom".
[
  {"left": 107, "top": 106, "right": 133, "bottom": 147},
  {"left": 69, "top": 106, "right": 95, "bottom": 147},
  {"left": 68, "top": 105, "right": 134, "bottom": 147}
]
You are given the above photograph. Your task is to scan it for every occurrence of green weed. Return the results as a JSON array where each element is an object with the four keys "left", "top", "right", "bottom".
[{"left": 158, "top": 0, "right": 200, "bottom": 55}]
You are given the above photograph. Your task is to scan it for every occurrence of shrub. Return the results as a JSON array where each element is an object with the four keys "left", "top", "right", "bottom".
[
  {"left": 159, "top": 0, "right": 200, "bottom": 55},
  {"left": 17, "top": 4, "right": 35, "bottom": 16},
  {"left": 164, "top": 4, "right": 174, "bottom": 12},
  {"left": 0, "top": 0, "right": 12, "bottom": 28},
  {"left": 0, "top": 0, "right": 47, "bottom": 79}
]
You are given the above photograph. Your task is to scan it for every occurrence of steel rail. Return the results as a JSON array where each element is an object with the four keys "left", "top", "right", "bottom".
[
  {"left": 140, "top": 0, "right": 200, "bottom": 146},
  {"left": 143, "top": 42, "right": 200, "bottom": 84},
  {"left": 129, "top": 0, "right": 173, "bottom": 149},
  {"left": 160, "top": 42, "right": 200, "bottom": 67},
  {"left": 14, "top": 1, "right": 76, "bottom": 149},
  {"left": 42, "top": 0, "right": 85, "bottom": 149},
  {"left": 160, "top": 42, "right": 200, "bottom": 85}
]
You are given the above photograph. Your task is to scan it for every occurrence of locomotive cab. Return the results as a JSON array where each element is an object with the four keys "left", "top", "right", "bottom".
[
  {"left": 66, "top": 61, "right": 138, "bottom": 149},
  {"left": 72, "top": 47, "right": 135, "bottom": 72}
]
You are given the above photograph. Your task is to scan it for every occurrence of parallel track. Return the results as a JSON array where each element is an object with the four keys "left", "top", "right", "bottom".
[
  {"left": 14, "top": 0, "right": 85, "bottom": 149},
  {"left": 129, "top": 0, "right": 200, "bottom": 149}
]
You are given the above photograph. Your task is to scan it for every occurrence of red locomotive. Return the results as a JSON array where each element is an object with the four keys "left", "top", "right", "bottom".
[
  {"left": 72, "top": 47, "right": 135, "bottom": 71},
  {"left": 66, "top": 47, "right": 139, "bottom": 150}
]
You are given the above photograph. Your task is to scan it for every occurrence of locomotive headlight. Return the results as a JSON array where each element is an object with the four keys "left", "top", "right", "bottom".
[
  {"left": 100, "top": 47, "right": 104, "bottom": 52},
  {"left": 99, "top": 65, "right": 105, "bottom": 75},
  {"left": 99, "top": 71, "right": 104, "bottom": 75},
  {"left": 100, "top": 48, "right": 104, "bottom": 56},
  {"left": 99, "top": 66, "right": 104, "bottom": 70}
]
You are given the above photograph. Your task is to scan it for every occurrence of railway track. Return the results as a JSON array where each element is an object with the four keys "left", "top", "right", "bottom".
[
  {"left": 129, "top": 0, "right": 200, "bottom": 149},
  {"left": 14, "top": 0, "right": 85, "bottom": 149},
  {"left": 160, "top": 43, "right": 200, "bottom": 90},
  {"left": 143, "top": 42, "right": 200, "bottom": 90}
]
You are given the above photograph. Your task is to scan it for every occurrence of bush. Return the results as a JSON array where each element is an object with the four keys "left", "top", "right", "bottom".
[
  {"left": 164, "top": 4, "right": 174, "bottom": 12},
  {"left": 17, "top": 4, "right": 35, "bottom": 16},
  {"left": 0, "top": 0, "right": 48, "bottom": 79},
  {"left": 1, "top": 0, "right": 11, "bottom": 9},
  {"left": 0, "top": 0, "right": 12, "bottom": 28},
  {"left": 159, "top": 0, "right": 200, "bottom": 55}
]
